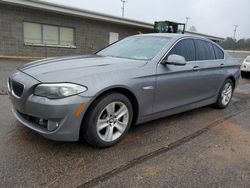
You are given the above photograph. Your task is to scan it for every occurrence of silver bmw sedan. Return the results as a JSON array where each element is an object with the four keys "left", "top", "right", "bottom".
[{"left": 8, "top": 34, "right": 240, "bottom": 147}]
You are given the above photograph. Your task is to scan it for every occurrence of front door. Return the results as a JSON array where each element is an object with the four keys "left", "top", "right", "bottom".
[{"left": 154, "top": 38, "right": 203, "bottom": 113}]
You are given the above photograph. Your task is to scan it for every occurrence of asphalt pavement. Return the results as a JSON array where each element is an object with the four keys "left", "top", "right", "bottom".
[{"left": 0, "top": 54, "right": 250, "bottom": 187}]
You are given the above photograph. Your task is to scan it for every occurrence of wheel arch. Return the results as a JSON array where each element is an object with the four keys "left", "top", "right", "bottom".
[
  {"left": 227, "top": 76, "right": 236, "bottom": 89},
  {"left": 79, "top": 86, "right": 139, "bottom": 139}
]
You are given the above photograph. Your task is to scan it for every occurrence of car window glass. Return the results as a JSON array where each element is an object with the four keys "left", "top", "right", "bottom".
[
  {"left": 195, "top": 39, "right": 216, "bottom": 61},
  {"left": 213, "top": 45, "right": 224, "bottom": 59},
  {"left": 97, "top": 36, "right": 171, "bottom": 60},
  {"left": 167, "top": 39, "right": 195, "bottom": 61},
  {"left": 206, "top": 42, "right": 216, "bottom": 60}
]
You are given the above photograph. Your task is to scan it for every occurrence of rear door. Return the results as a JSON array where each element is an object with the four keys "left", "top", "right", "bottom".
[{"left": 193, "top": 39, "right": 226, "bottom": 99}]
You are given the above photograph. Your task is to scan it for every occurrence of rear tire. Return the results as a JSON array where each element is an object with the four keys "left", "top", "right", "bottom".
[
  {"left": 214, "top": 79, "right": 234, "bottom": 109},
  {"left": 82, "top": 92, "right": 133, "bottom": 148}
]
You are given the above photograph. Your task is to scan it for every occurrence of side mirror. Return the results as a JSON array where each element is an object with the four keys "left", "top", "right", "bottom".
[{"left": 162, "top": 54, "right": 186, "bottom": 66}]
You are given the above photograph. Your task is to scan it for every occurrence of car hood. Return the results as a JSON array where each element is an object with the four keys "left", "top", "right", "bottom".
[{"left": 18, "top": 55, "right": 147, "bottom": 82}]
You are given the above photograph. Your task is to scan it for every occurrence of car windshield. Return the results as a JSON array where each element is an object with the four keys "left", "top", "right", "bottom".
[
  {"left": 96, "top": 36, "right": 171, "bottom": 60},
  {"left": 246, "top": 56, "right": 250, "bottom": 60}
]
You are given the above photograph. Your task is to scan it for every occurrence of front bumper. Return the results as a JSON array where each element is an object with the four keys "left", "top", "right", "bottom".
[{"left": 8, "top": 70, "right": 92, "bottom": 141}]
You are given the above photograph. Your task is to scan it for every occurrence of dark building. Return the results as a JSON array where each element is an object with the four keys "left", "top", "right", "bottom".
[{"left": 0, "top": 0, "right": 224, "bottom": 58}]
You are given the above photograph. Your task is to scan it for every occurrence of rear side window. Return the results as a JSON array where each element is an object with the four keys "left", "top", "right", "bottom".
[
  {"left": 167, "top": 39, "right": 196, "bottom": 61},
  {"left": 213, "top": 45, "right": 224, "bottom": 59},
  {"left": 194, "top": 39, "right": 216, "bottom": 61},
  {"left": 206, "top": 42, "right": 216, "bottom": 60}
]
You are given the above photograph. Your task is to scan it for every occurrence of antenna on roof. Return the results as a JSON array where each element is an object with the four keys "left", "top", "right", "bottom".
[{"left": 121, "top": 0, "right": 128, "bottom": 17}]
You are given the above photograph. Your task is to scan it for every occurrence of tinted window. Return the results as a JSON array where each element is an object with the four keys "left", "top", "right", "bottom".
[
  {"left": 206, "top": 42, "right": 216, "bottom": 60},
  {"left": 195, "top": 39, "right": 216, "bottom": 61},
  {"left": 213, "top": 45, "right": 224, "bottom": 59},
  {"left": 167, "top": 39, "right": 196, "bottom": 61}
]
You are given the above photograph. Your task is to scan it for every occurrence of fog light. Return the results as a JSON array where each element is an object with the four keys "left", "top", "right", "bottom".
[{"left": 38, "top": 118, "right": 48, "bottom": 127}]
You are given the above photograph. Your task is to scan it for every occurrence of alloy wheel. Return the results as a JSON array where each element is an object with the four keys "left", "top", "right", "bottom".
[
  {"left": 97, "top": 101, "right": 129, "bottom": 142},
  {"left": 221, "top": 82, "right": 233, "bottom": 106}
]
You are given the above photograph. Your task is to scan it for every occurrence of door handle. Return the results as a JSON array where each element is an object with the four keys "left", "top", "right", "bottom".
[
  {"left": 220, "top": 63, "right": 225, "bottom": 68},
  {"left": 193, "top": 66, "right": 200, "bottom": 71}
]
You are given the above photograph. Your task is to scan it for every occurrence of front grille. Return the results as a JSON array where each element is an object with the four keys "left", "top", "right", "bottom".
[{"left": 12, "top": 80, "right": 24, "bottom": 97}]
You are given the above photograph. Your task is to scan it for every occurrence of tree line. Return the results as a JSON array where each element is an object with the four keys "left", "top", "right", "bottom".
[{"left": 220, "top": 37, "right": 250, "bottom": 50}]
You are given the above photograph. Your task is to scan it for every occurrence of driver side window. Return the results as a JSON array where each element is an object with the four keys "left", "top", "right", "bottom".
[{"left": 166, "top": 39, "right": 196, "bottom": 62}]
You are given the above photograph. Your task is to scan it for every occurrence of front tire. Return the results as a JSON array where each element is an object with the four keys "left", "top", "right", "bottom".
[
  {"left": 214, "top": 79, "right": 234, "bottom": 109},
  {"left": 82, "top": 93, "right": 133, "bottom": 148}
]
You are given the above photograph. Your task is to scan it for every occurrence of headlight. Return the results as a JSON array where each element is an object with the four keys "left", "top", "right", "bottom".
[{"left": 34, "top": 83, "right": 87, "bottom": 99}]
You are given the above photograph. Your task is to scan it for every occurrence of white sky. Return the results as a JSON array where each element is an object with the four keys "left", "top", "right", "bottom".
[{"left": 42, "top": 0, "right": 250, "bottom": 39}]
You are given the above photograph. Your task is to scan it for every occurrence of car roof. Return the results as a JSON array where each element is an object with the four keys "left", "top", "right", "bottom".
[
  {"left": 134, "top": 33, "right": 226, "bottom": 52},
  {"left": 137, "top": 33, "right": 208, "bottom": 40}
]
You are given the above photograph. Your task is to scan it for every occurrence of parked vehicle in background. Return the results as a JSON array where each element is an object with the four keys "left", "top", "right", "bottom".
[
  {"left": 241, "top": 56, "right": 250, "bottom": 78},
  {"left": 8, "top": 34, "right": 240, "bottom": 148}
]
